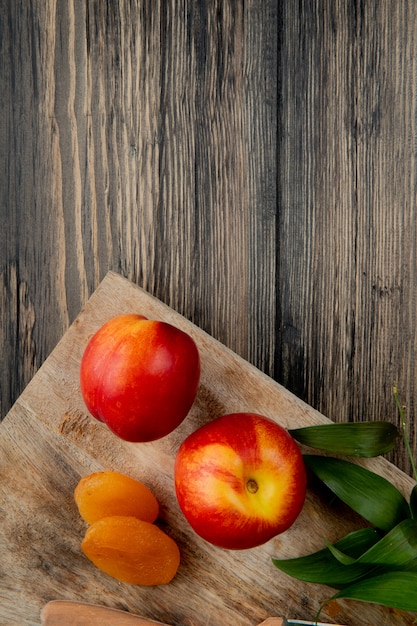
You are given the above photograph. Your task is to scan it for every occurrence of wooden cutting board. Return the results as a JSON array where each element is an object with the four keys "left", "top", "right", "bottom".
[{"left": 0, "top": 271, "right": 415, "bottom": 626}]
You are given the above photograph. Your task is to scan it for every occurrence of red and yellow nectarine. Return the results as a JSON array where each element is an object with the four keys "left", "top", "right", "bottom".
[
  {"left": 80, "top": 314, "right": 200, "bottom": 442},
  {"left": 174, "top": 412, "right": 306, "bottom": 550}
]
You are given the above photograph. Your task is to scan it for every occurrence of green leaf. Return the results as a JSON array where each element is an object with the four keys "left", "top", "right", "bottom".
[
  {"left": 403, "top": 558, "right": 417, "bottom": 572},
  {"left": 325, "top": 539, "right": 357, "bottom": 565},
  {"left": 320, "top": 519, "right": 417, "bottom": 572},
  {"left": 410, "top": 484, "right": 417, "bottom": 519},
  {"left": 273, "top": 521, "right": 417, "bottom": 590},
  {"left": 304, "top": 455, "right": 411, "bottom": 531},
  {"left": 393, "top": 386, "right": 417, "bottom": 483},
  {"left": 329, "top": 571, "right": 417, "bottom": 612},
  {"left": 272, "top": 527, "right": 382, "bottom": 587},
  {"left": 290, "top": 421, "right": 399, "bottom": 457},
  {"left": 355, "top": 518, "right": 417, "bottom": 567}
]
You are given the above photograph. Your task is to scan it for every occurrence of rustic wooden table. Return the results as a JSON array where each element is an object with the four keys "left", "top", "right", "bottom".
[
  {"left": 0, "top": 271, "right": 415, "bottom": 626},
  {"left": 2, "top": 1, "right": 417, "bottom": 477}
]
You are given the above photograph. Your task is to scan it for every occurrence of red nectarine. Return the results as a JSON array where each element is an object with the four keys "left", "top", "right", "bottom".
[
  {"left": 174, "top": 412, "right": 306, "bottom": 549},
  {"left": 80, "top": 314, "right": 200, "bottom": 442}
]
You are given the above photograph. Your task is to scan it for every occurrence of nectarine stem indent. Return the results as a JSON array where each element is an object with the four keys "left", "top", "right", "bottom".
[
  {"left": 174, "top": 412, "right": 307, "bottom": 549},
  {"left": 246, "top": 478, "right": 259, "bottom": 494}
]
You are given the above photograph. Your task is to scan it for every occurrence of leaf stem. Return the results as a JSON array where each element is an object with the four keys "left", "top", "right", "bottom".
[{"left": 393, "top": 385, "right": 417, "bottom": 483}]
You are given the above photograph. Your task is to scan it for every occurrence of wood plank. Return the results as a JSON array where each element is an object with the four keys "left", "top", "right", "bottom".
[
  {"left": 0, "top": 0, "right": 277, "bottom": 424},
  {"left": 2, "top": 0, "right": 417, "bottom": 485},
  {"left": 277, "top": 0, "right": 417, "bottom": 474},
  {"left": 0, "top": 272, "right": 415, "bottom": 625}
]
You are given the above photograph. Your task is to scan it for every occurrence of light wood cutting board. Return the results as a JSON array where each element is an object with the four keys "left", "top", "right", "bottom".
[{"left": 0, "top": 271, "right": 415, "bottom": 626}]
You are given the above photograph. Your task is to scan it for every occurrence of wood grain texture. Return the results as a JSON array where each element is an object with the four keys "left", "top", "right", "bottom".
[
  {"left": 1, "top": 0, "right": 277, "bottom": 421},
  {"left": 1, "top": 1, "right": 417, "bottom": 475},
  {"left": 1, "top": 272, "right": 415, "bottom": 626},
  {"left": 41, "top": 601, "right": 288, "bottom": 626},
  {"left": 41, "top": 600, "right": 172, "bottom": 625},
  {"left": 277, "top": 1, "right": 417, "bottom": 474}
]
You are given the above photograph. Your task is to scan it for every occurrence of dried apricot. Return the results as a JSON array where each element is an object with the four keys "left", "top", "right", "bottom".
[
  {"left": 81, "top": 516, "right": 181, "bottom": 585},
  {"left": 74, "top": 471, "right": 159, "bottom": 524}
]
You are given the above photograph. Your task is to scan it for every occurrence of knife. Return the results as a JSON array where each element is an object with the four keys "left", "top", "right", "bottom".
[
  {"left": 258, "top": 618, "right": 345, "bottom": 625},
  {"left": 41, "top": 601, "right": 346, "bottom": 626}
]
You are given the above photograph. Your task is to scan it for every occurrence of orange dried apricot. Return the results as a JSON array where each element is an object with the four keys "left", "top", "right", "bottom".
[
  {"left": 81, "top": 516, "right": 181, "bottom": 585},
  {"left": 74, "top": 471, "right": 159, "bottom": 524}
]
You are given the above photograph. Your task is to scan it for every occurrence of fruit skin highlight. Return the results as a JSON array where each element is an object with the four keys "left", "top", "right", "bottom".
[
  {"left": 81, "top": 516, "right": 181, "bottom": 586},
  {"left": 79, "top": 313, "right": 201, "bottom": 442},
  {"left": 74, "top": 471, "right": 159, "bottom": 525},
  {"left": 174, "top": 412, "right": 307, "bottom": 550}
]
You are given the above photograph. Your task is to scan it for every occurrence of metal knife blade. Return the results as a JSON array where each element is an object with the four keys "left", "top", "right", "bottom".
[
  {"left": 258, "top": 618, "right": 345, "bottom": 626},
  {"left": 283, "top": 618, "right": 342, "bottom": 626}
]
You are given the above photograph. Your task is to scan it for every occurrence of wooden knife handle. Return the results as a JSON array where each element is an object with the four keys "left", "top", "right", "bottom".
[
  {"left": 40, "top": 601, "right": 172, "bottom": 626},
  {"left": 41, "top": 601, "right": 287, "bottom": 626}
]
